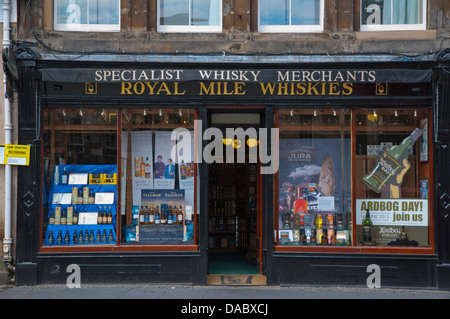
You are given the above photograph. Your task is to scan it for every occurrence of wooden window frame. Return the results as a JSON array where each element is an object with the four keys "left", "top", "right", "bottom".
[
  {"left": 274, "top": 107, "right": 435, "bottom": 255},
  {"left": 40, "top": 108, "right": 199, "bottom": 252}
]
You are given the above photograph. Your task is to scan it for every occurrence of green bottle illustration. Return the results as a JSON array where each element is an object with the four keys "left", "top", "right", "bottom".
[{"left": 363, "top": 128, "right": 423, "bottom": 193}]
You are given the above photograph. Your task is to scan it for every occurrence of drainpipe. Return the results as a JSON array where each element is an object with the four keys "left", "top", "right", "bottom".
[{"left": 2, "top": 0, "right": 14, "bottom": 283}]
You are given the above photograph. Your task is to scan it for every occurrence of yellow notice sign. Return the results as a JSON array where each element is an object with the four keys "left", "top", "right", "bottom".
[{"left": 0, "top": 144, "right": 30, "bottom": 166}]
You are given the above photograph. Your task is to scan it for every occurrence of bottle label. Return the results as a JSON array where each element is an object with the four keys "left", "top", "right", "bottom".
[
  {"left": 363, "top": 154, "right": 401, "bottom": 193},
  {"left": 363, "top": 225, "right": 372, "bottom": 241}
]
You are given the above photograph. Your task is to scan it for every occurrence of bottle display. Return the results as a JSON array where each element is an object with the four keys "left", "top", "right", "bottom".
[
  {"left": 45, "top": 165, "right": 117, "bottom": 246},
  {"left": 363, "top": 128, "right": 423, "bottom": 193}
]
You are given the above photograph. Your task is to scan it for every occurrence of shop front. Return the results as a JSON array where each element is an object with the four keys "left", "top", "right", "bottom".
[{"left": 13, "top": 51, "right": 442, "bottom": 288}]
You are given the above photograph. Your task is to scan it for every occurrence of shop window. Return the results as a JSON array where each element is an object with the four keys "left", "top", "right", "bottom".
[
  {"left": 355, "top": 108, "right": 431, "bottom": 247},
  {"left": 42, "top": 108, "right": 198, "bottom": 249},
  {"left": 120, "top": 108, "right": 197, "bottom": 246},
  {"left": 43, "top": 108, "right": 119, "bottom": 247},
  {"left": 276, "top": 107, "right": 432, "bottom": 249},
  {"left": 157, "top": 0, "right": 222, "bottom": 33},
  {"left": 258, "top": 0, "right": 324, "bottom": 33},
  {"left": 360, "top": 0, "right": 426, "bottom": 31},
  {"left": 54, "top": 0, "right": 121, "bottom": 32},
  {"left": 277, "top": 108, "right": 352, "bottom": 246}
]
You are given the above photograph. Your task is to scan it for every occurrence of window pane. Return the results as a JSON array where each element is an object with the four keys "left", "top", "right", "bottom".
[
  {"left": 160, "top": 0, "right": 221, "bottom": 26},
  {"left": 121, "top": 109, "right": 196, "bottom": 245},
  {"left": 43, "top": 108, "right": 118, "bottom": 247},
  {"left": 355, "top": 109, "right": 430, "bottom": 247},
  {"left": 56, "top": 0, "right": 88, "bottom": 24},
  {"left": 89, "top": 0, "right": 120, "bottom": 25},
  {"left": 55, "top": 0, "right": 120, "bottom": 29},
  {"left": 160, "top": 0, "right": 189, "bottom": 25},
  {"left": 192, "top": 0, "right": 221, "bottom": 26},
  {"left": 361, "top": 0, "right": 424, "bottom": 26},
  {"left": 291, "top": 0, "right": 321, "bottom": 25},
  {"left": 277, "top": 109, "right": 352, "bottom": 246},
  {"left": 259, "top": 0, "right": 289, "bottom": 25}
]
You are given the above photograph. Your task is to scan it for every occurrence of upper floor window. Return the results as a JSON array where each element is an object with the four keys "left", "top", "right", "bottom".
[
  {"left": 54, "top": 0, "right": 120, "bottom": 32},
  {"left": 361, "top": 0, "right": 426, "bottom": 31},
  {"left": 258, "top": 0, "right": 324, "bottom": 33},
  {"left": 157, "top": 0, "right": 222, "bottom": 33}
]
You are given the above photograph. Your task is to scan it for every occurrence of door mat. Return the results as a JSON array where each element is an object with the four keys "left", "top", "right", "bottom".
[{"left": 207, "top": 274, "right": 267, "bottom": 286}]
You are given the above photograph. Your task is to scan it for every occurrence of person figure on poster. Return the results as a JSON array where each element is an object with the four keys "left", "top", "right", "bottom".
[
  {"left": 154, "top": 155, "right": 165, "bottom": 179},
  {"left": 164, "top": 158, "right": 175, "bottom": 179}
]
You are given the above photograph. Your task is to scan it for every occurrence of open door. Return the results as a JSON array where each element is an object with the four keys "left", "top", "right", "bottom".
[{"left": 206, "top": 111, "right": 266, "bottom": 285}]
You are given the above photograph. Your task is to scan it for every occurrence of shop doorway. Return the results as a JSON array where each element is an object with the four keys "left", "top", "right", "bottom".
[{"left": 206, "top": 110, "right": 266, "bottom": 285}]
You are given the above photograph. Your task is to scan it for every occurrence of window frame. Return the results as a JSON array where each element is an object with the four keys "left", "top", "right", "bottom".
[
  {"left": 40, "top": 107, "right": 199, "bottom": 252},
  {"left": 273, "top": 107, "right": 435, "bottom": 255},
  {"left": 258, "top": 0, "right": 324, "bottom": 33},
  {"left": 157, "top": 0, "right": 223, "bottom": 33},
  {"left": 53, "top": 0, "right": 121, "bottom": 32},
  {"left": 360, "top": 0, "right": 427, "bottom": 32}
]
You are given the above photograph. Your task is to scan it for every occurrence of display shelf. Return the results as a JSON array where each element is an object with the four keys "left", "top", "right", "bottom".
[{"left": 44, "top": 164, "right": 118, "bottom": 247}]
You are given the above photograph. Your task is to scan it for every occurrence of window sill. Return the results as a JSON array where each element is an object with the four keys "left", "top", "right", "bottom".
[
  {"left": 274, "top": 245, "right": 435, "bottom": 254},
  {"left": 355, "top": 30, "right": 437, "bottom": 41}
]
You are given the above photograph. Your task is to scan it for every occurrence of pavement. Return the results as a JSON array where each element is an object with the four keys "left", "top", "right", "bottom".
[{"left": 0, "top": 283, "right": 449, "bottom": 299}]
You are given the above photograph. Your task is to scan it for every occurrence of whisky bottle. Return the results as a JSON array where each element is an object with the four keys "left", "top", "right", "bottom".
[
  {"left": 149, "top": 206, "right": 155, "bottom": 225},
  {"left": 161, "top": 207, "right": 167, "bottom": 225},
  {"left": 108, "top": 229, "right": 114, "bottom": 243},
  {"left": 54, "top": 166, "right": 60, "bottom": 185},
  {"left": 283, "top": 211, "right": 290, "bottom": 229},
  {"left": 88, "top": 188, "right": 95, "bottom": 204},
  {"left": 89, "top": 229, "right": 95, "bottom": 243},
  {"left": 144, "top": 206, "right": 150, "bottom": 225},
  {"left": 145, "top": 157, "right": 151, "bottom": 179},
  {"left": 64, "top": 230, "right": 70, "bottom": 244},
  {"left": 48, "top": 230, "right": 54, "bottom": 245},
  {"left": 139, "top": 206, "right": 145, "bottom": 225},
  {"left": 49, "top": 209, "right": 55, "bottom": 225},
  {"left": 102, "top": 229, "right": 107, "bottom": 243},
  {"left": 363, "top": 128, "right": 423, "bottom": 193},
  {"left": 321, "top": 232, "right": 327, "bottom": 245},
  {"left": 57, "top": 230, "right": 62, "bottom": 244},
  {"left": 362, "top": 209, "right": 373, "bottom": 243},
  {"left": 337, "top": 213, "right": 344, "bottom": 229},
  {"left": 102, "top": 206, "right": 108, "bottom": 224},
  {"left": 178, "top": 206, "right": 183, "bottom": 225},
  {"left": 401, "top": 226, "right": 407, "bottom": 241},
  {"left": 172, "top": 207, "right": 178, "bottom": 225},
  {"left": 167, "top": 206, "right": 173, "bottom": 225},
  {"left": 140, "top": 158, "right": 146, "bottom": 177},
  {"left": 293, "top": 187, "right": 308, "bottom": 214},
  {"left": 330, "top": 232, "right": 337, "bottom": 245},
  {"left": 61, "top": 167, "right": 68, "bottom": 185},
  {"left": 155, "top": 206, "right": 161, "bottom": 225},
  {"left": 107, "top": 207, "right": 112, "bottom": 224},
  {"left": 180, "top": 161, "right": 186, "bottom": 179},
  {"left": 73, "top": 230, "right": 78, "bottom": 245},
  {"left": 61, "top": 208, "right": 67, "bottom": 225},
  {"left": 98, "top": 207, "right": 103, "bottom": 225}
]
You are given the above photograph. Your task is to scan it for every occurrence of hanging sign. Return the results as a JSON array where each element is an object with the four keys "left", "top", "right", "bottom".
[{"left": 0, "top": 144, "right": 30, "bottom": 166}]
